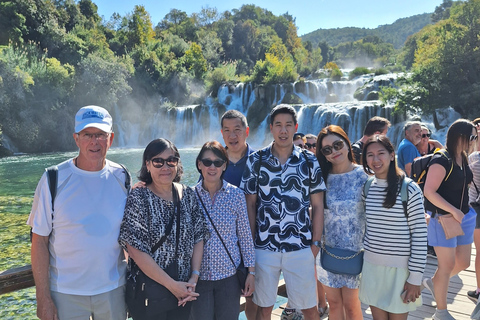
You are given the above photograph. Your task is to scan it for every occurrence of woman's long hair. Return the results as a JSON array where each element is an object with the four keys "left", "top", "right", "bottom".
[
  {"left": 362, "top": 135, "right": 404, "bottom": 208},
  {"left": 445, "top": 119, "right": 475, "bottom": 166},
  {"left": 315, "top": 125, "right": 355, "bottom": 184},
  {"left": 138, "top": 138, "right": 183, "bottom": 183}
]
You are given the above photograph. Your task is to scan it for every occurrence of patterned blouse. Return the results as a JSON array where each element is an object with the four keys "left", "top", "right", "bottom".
[
  {"left": 119, "top": 184, "right": 209, "bottom": 282},
  {"left": 195, "top": 180, "right": 255, "bottom": 281}
]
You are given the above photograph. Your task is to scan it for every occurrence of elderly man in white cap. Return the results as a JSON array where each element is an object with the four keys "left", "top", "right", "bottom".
[{"left": 28, "top": 106, "right": 130, "bottom": 320}]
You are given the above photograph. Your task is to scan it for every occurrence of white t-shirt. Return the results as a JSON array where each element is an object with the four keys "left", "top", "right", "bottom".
[{"left": 27, "top": 159, "right": 128, "bottom": 295}]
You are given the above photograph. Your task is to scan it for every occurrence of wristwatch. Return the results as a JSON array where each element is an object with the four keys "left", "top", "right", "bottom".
[
  {"left": 313, "top": 240, "right": 322, "bottom": 248},
  {"left": 248, "top": 271, "right": 256, "bottom": 276}
]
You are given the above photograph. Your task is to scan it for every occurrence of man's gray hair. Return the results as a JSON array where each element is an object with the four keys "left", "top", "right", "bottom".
[{"left": 403, "top": 121, "right": 422, "bottom": 133}]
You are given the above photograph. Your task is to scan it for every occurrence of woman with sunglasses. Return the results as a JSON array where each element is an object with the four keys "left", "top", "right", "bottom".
[
  {"left": 360, "top": 135, "right": 427, "bottom": 320},
  {"left": 422, "top": 119, "right": 477, "bottom": 320},
  {"left": 119, "top": 138, "right": 209, "bottom": 320},
  {"left": 190, "top": 141, "right": 255, "bottom": 320},
  {"left": 416, "top": 125, "right": 443, "bottom": 156},
  {"left": 315, "top": 125, "right": 368, "bottom": 320}
]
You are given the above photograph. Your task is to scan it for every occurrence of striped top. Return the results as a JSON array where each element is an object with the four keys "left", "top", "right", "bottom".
[
  {"left": 469, "top": 152, "right": 480, "bottom": 203},
  {"left": 363, "top": 178, "right": 427, "bottom": 285}
]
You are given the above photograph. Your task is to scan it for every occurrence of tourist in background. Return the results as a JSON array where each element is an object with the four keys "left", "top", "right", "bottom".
[
  {"left": 422, "top": 119, "right": 477, "bottom": 320},
  {"left": 28, "top": 106, "right": 129, "bottom": 320},
  {"left": 397, "top": 121, "right": 422, "bottom": 177},
  {"left": 315, "top": 125, "right": 367, "bottom": 320},
  {"left": 416, "top": 125, "right": 443, "bottom": 156},
  {"left": 119, "top": 138, "right": 209, "bottom": 320},
  {"left": 467, "top": 118, "right": 480, "bottom": 304},
  {"left": 305, "top": 133, "right": 317, "bottom": 154},
  {"left": 416, "top": 125, "right": 444, "bottom": 259},
  {"left": 361, "top": 135, "right": 427, "bottom": 319},
  {"left": 293, "top": 132, "right": 306, "bottom": 148},
  {"left": 190, "top": 141, "right": 255, "bottom": 320},
  {"left": 351, "top": 116, "right": 391, "bottom": 164}
]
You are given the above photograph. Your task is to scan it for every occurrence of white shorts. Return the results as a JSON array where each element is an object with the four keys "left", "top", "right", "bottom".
[{"left": 253, "top": 248, "right": 317, "bottom": 310}]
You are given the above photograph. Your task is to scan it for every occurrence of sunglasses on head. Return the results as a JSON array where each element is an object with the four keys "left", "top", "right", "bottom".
[
  {"left": 150, "top": 156, "right": 179, "bottom": 168},
  {"left": 422, "top": 133, "right": 431, "bottom": 138},
  {"left": 305, "top": 142, "right": 316, "bottom": 149},
  {"left": 321, "top": 140, "right": 345, "bottom": 156},
  {"left": 471, "top": 135, "right": 479, "bottom": 141},
  {"left": 200, "top": 158, "right": 225, "bottom": 167}
]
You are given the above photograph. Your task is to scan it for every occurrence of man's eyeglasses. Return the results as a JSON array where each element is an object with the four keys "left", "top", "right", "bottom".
[
  {"left": 305, "top": 142, "right": 316, "bottom": 149},
  {"left": 77, "top": 132, "right": 110, "bottom": 141},
  {"left": 296, "top": 144, "right": 305, "bottom": 149},
  {"left": 422, "top": 133, "right": 431, "bottom": 138},
  {"left": 150, "top": 156, "right": 179, "bottom": 168},
  {"left": 321, "top": 140, "right": 345, "bottom": 156},
  {"left": 471, "top": 135, "right": 479, "bottom": 141},
  {"left": 200, "top": 159, "right": 226, "bottom": 167}
]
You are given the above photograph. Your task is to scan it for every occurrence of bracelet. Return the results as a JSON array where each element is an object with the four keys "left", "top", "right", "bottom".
[
  {"left": 191, "top": 270, "right": 200, "bottom": 276},
  {"left": 248, "top": 271, "right": 256, "bottom": 276}
]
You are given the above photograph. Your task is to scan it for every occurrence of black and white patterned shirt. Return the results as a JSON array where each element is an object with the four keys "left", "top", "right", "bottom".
[
  {"left": 240, "top": 143, "right": 326, "bottom": 252},
  {"left": 119, "top": 185, "right": 209, "bottom": 281}
]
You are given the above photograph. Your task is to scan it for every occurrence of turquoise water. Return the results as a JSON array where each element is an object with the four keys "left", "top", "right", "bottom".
[{"left": 0, "top": 148, "right": 201, "bottom": 319}]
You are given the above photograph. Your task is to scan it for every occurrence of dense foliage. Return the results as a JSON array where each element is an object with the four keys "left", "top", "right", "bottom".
[
  {"left": 0, "top": 1, "right": 323, "bottom": 152},
  {"left": 391, "top": 0, "right": 480, "bottom": 120}
]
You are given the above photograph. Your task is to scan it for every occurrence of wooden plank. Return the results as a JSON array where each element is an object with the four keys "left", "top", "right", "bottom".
[{"left": 0, "top": 264, "right": 34, "bottom": 295}]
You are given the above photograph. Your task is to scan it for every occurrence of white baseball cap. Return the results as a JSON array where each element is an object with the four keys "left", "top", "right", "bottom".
[{"left": 75, "top": 106, "right": 113, "bottom": 133}]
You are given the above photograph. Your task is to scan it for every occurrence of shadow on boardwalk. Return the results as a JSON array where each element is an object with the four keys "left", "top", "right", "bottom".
[{"left": 271, "top": 246, "right": 478, "bottom": 320}]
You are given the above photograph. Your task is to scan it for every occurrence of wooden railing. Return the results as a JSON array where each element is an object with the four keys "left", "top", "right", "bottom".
[
  {"left": 0, "top": 265, "right": 34, "bottom": 295},
  {"left": 0, "top": 265, "right": 287, "bottom": 313}
]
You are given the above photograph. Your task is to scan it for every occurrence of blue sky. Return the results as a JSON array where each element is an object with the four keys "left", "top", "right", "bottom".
[{"left": 94, "top": 0, "right": 443, "bottom": 35}]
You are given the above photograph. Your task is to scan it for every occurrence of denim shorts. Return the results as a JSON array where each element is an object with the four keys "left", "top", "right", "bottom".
[{"left": 427, "top": 207, "right": 476, "bottom": 247}]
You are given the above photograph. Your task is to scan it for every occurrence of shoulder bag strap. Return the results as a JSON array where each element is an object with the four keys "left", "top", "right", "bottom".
[{"left": 195, "top": 188, "right": 237, "bottom": 269}]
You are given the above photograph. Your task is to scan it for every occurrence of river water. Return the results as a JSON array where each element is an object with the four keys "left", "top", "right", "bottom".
[{"left": 0, "top": 147, "right": 202, "bottom": 318}]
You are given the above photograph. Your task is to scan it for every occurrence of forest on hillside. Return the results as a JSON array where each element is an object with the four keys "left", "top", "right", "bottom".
[
  {"left": 301, "top": 13, "right": 432, "bottom": 49},
  {"left": 0, "top": 0, "right": 479, "bottom": 154}
]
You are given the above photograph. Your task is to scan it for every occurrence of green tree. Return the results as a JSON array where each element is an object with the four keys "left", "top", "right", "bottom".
[{"left": 183, "top": 42, "right": 207, "bottom": 79}]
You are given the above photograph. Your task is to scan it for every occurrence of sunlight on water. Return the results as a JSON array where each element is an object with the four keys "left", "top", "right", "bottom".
[{"left": 0, "top": 147, "right": 201, "bottom": 318}]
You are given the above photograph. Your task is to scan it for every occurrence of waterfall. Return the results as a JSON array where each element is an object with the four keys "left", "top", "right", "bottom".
[{"left": 113, "top": 73, "right": 460, "bottom": 149}]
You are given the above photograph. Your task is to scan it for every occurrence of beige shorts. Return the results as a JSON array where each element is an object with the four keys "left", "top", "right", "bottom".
[
  {"left": 253, "top": 248, "right": 317, "bottom": 310},
  {"left": 51, "top": 285, "right": 126, "bottom": 320}
]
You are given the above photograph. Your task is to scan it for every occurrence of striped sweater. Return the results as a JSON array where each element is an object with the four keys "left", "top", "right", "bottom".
[
  {"left": 469, "top": 152, "right": 480, "bottom": 203},
  {"left": 363, "top": 178, "right": 427, "bottom": 285}
]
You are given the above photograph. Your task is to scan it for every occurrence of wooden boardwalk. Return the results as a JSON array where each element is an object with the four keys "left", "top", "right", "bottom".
[{"left": 270, "top": 247, "right": 480, "bottom": 320}]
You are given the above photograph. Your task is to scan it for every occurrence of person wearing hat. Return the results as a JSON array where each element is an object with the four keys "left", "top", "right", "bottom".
[{"left": 28, "top": 106, "right": 130, "bottom": 320}]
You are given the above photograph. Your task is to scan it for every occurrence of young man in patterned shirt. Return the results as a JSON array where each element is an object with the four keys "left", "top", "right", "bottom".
[{"left": 240, "top": 104, "right": 326, "bottom": 320}]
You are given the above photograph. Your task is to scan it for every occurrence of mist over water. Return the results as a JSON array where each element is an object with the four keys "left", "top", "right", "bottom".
[{"left": 112, "top": 73, "right": 460, "bottom": 150}]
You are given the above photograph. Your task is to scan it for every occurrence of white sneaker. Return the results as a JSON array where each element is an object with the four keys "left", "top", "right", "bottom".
[
  {"left": 423, "top": 277, "right": 436, "bottom": 301},
  {"left": 432, "top": 309, "right": 455, "bottom": 320}
]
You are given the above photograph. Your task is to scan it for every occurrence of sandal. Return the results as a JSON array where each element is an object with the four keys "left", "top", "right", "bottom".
[{"left": 318, "top": 303, "right": 329, "bottom": 317}]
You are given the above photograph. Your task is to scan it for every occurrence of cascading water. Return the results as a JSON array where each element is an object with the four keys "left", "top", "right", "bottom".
[{"left": 114, "top": 73, "right": 460, "bottom": 149}]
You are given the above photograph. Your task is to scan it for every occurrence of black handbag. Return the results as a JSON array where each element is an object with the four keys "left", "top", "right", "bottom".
[
  {"left": 320, "top": 240, "right": 364, "bottom": 276},
  {"left": 126, "top": 184, "right": 182, "bottom": 319},
  {"left": 195, "top": 188, "right": 248, "bottom": 290}
]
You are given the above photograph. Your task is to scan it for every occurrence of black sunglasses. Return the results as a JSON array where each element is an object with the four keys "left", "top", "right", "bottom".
[
  {"left": 200, "top": 158, "right": 225, "bottom": 167},
  {"left": 321, "top": 140, "right": 345, "bottom": 156},
  {"left": 422, "top": 133, "right": 431, "bottom": 138},
  {"left": 471, "top": 135, "right": 479, "bottom": 141},
  {"left": 150, "top": 156, "right": 179, "bottom": 168},
  {"left": 305, "top": 142, "right": 316, "bottom": 149}
]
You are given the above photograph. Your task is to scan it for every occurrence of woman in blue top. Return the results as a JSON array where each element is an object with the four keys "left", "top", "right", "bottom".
[
  {"left": 315, "top": 125, "right": 368, "bottom": 320},
  {"left": 190, "top": 141, "right": 255, "bottom": 320}
]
